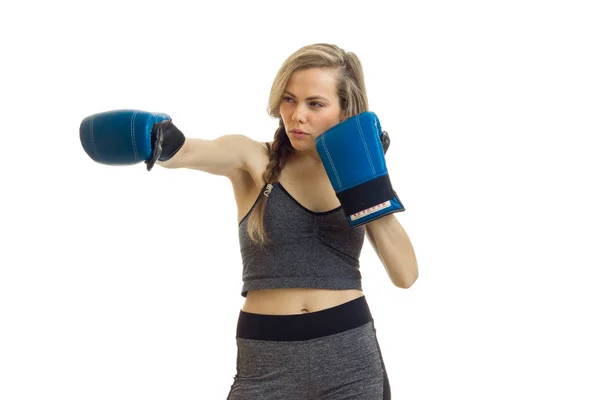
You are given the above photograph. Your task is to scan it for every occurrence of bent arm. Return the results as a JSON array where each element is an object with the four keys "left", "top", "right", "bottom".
[{"left": 366, "top": 214, "right": 419, "bottom": 288}]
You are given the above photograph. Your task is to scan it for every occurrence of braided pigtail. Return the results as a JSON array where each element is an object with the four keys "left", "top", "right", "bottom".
[{"left": 245, "top": 119, "right": 294, "bottom": 246}]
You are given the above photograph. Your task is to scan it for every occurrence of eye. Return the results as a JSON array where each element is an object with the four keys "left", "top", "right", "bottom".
[
  {"left": 282, "top": 96, "right": 295, "bottom": 103},
  {"left": 310, "top": 102, "right": 324, "bottom": 108}
]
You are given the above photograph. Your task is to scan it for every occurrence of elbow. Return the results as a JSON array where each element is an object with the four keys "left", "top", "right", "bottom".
[
  {"left": 394, "top": 279, "right": 416, "bottom": 289},
  {"left": 392, "top": 268, "right": 419, "bottom": 289}
]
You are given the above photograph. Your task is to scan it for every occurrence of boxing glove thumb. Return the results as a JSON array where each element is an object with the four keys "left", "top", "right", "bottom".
[{"left": 380, "top": 130, "right": 390, "bottom": 155}]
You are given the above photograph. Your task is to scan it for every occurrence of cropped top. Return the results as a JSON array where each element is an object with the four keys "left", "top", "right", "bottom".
[{"left": 237, "top": 179, "right": 366, "bottom": 298}]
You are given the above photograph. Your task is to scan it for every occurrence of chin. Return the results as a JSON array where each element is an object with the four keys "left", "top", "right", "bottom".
[{"left": 288, "top": 137, "right": 314, "bottom": 152}]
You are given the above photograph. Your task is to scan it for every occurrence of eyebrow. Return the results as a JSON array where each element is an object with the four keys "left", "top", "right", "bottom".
[{"left": 283, "top": 91, "right": 330, "bottom": 102}]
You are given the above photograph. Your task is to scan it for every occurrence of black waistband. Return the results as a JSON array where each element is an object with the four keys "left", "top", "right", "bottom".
[{"left": 236, "top": 296, "right": 373, "bottom": 341}]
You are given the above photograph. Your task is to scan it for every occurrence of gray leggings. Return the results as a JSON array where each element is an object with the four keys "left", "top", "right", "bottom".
[{"left": 226, "top": 296, "right": 391, "bottom": 399}]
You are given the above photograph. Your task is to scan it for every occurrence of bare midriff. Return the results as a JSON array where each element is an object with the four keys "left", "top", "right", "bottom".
[{"left": 242, "top": 288, "right": 364, "bottom": 315}]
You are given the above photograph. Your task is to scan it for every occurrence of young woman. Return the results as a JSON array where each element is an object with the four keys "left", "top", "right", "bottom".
[
  {"left": 160, "top": 43, "right": 417, "bottom": 400},
  {"left": 82, "top": 42, "right": 418, "bottom": 399}
]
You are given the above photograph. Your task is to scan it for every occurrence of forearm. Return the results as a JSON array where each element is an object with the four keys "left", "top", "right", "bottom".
[
  {"left": 366, "top": 214, "right": 418, "bottom": 288},
  {"left": 156, "top": 136, "right": 246, "bottom": 175}
]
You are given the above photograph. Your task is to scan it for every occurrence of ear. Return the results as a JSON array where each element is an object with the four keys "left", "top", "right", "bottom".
[{"left": 339, "top": 112, "right": 349, "bottom": 123}]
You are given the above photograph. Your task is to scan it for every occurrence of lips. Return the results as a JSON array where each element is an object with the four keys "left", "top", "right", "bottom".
[{"left": 289, "top": 128, "right": 308, "bottom": 140}]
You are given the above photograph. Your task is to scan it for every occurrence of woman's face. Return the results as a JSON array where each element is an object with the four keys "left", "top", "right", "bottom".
[{"left": 279, "top": 67, "right": 345, "bottom": 153}]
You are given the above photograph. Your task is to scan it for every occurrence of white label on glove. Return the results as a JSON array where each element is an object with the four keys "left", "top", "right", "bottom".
[{"left": 350, "top": 201, "right": 392, "bottom": 221}]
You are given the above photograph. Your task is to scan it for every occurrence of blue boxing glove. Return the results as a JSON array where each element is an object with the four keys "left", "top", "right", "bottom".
[
  {"left": 79, "top": 109, "right": 185, "bottom": 171},
  {"left": 315, "top": 111, "right": 405, "bottom": 227}
]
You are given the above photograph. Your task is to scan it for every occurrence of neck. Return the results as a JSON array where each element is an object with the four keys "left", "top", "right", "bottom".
[{"left": 286, "top": 151, "right": 328, "bottom": 181}]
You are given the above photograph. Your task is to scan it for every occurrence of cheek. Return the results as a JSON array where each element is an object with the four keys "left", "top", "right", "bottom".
[
  {"left": 279, "top": 103, "right": 291, "bottom": 121},
  {"left": 320, "top": 112, "right": 342, "bottom": 129},
  {"left": 324, "top": 106, "right": 342, "bottom": 122}
]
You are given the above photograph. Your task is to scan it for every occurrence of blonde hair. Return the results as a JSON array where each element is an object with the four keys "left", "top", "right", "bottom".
[{"left": 246, "top": 43, "right": 370, "bottom": 246}]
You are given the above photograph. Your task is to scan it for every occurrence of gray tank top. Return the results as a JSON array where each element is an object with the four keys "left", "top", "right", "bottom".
[{"left": 237, "top": 178, "right": 366, "bottom": 298}]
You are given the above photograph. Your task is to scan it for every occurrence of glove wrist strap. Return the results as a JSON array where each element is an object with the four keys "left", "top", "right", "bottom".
[{"left": 337, "top": 174, "right": 399, "bottom": 219}]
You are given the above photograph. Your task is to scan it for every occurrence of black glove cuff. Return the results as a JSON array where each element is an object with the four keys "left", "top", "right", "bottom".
[
  {"left": 146, "top": 120, "right": 186, "bottom": 171},
  {"left": 336, "top": 173, "right": 398, "bottom": 217}
]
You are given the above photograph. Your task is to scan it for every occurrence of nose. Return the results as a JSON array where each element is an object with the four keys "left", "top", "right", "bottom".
[{"left": 291, "top": 103, "right": 307, "bottom": 124}]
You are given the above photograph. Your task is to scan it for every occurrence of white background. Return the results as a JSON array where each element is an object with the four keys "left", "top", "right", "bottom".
[{"left": 1, "top": 0, "right": 599, "bottom": 399}]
